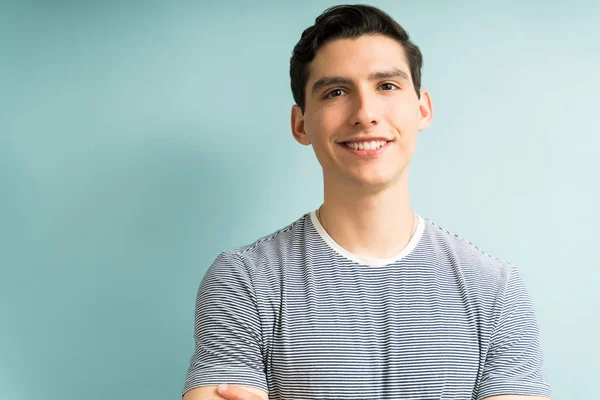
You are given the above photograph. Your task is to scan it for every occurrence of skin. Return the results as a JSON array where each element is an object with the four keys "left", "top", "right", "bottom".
[
  {"left": 290, "top": 34, "right": 431, "bottom": 260},
  {"left": 194, "top": 34, "right": 550, "bottom": 400},
  {"left": 182, "top": 384, "right": 267, "bottom": 400}
]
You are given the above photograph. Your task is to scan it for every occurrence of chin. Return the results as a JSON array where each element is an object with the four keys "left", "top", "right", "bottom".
[
  {"left": 350, "top": 169, "right": 406, "bottom": 188},
  {"left": 350, "top": 175, "right": 394, "bottom": 188}
]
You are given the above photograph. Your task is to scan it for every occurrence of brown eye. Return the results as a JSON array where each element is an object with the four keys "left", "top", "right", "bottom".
[
  {"left": 380, "top": 83, "right": 399, "bottom": 91},
  {"left": 325, "top": 89, "right": 346, "bottom": 99}
]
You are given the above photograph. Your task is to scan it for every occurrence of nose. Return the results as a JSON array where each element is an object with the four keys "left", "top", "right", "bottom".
[{"left": 349, "top": 90, "right": 379, "bottom": 128}]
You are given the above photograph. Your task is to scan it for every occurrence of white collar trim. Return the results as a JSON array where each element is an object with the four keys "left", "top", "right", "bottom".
[{"left": 309, "top": 209, "right": 425, "bottom": 267}]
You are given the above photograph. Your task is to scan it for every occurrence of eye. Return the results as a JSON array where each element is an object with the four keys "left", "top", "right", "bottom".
[
  {"left": 324, "top": 89, "right": 347, "bottom": 99},
  {"left": 380, "top": 83, "right": 399, "bottom": 91}
]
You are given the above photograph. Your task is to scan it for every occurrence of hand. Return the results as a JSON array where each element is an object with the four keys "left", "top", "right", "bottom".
[{"left": 212, "top": 384, "right": 265, "bottom": 400}]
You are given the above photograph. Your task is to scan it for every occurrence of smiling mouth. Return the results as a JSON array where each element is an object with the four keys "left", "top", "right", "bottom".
[
  {"left": 338, "top": 140, "right": 392, "bottom": 156},
  {"left": 341, "top": 140, "right": 391, "bottom": 151}
]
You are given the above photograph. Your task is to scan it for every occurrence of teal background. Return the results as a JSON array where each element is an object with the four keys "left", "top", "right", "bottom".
[{"left": 1, "top": 1, "right": 598, "bottom": 399}]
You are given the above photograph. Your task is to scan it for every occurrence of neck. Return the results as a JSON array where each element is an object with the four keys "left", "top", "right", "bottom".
[{"left": 318, "top": 169, "right": 416, "bottom": 259}]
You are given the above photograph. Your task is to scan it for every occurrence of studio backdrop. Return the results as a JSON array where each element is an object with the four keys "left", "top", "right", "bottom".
[{"left": 1, "top": 1, "right": 598, "bottom": 399}]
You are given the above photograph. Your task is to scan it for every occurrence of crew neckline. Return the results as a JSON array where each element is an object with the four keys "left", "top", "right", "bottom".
[{"left": 309, "top": 209, "right": 425, "bottom": 267}]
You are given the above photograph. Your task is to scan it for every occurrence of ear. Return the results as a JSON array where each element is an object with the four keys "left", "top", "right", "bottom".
[
  {"left": 291, "top": 104, "right": 311, "bottom": 145},
  {"left": 417, "top": 90, "right": 433, "bottom": 131}
]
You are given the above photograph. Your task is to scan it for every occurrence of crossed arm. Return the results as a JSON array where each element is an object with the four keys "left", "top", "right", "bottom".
[
  {"left": 182, "top": 384, "right": 268, "bottom": 400},
  {"left": 183, "top": 384, "right": 551, "bottom": 400}
]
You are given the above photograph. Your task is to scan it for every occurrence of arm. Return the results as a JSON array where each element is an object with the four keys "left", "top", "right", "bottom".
[
  {"left": 183, "top": 385, "right": 268, "bottom": 400},
  {"left": 483, "top": 396, "right": 551, "bottom": 400},
  {"left": 476, "top": 266, "right": 552, "bottom": 400},
  {"left": 181, "top": 252, "right": 268, "bottom": 398}
]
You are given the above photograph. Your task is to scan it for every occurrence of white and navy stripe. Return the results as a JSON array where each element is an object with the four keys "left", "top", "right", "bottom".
[{"left": 183, "top": 210, "right": 552, "bottom": 399}]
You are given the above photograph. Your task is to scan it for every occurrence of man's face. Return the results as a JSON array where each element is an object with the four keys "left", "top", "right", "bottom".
[{"left": 291, "top": 34, "right": 433, "bottom": 190}]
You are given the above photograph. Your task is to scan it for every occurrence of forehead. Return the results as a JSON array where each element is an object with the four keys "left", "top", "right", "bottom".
[{"left": 307, "top": 34, "right": 410, "bottom": 83}]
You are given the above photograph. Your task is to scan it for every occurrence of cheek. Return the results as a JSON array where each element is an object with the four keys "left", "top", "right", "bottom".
[
  {"left": 318, "top": 106, "right": 345, "bottom": 127},
  {"left": 390, "top": 105, "right": 419, "bottom": 132},
  {"left": 307, "top": 109, "right": 345, "bottom": 140}
]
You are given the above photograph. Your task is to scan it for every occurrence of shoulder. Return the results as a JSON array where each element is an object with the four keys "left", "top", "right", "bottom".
[
  {"left": 212, "top": 212, "right": 311, "bottom": 274},
  {"left": 421, "top": 216, "right": 517, "bottom": 293}
]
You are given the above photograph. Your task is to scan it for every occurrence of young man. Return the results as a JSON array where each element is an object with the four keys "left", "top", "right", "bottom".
[{"left": 182, "top": 4, "right": 552, "bottom": 400}]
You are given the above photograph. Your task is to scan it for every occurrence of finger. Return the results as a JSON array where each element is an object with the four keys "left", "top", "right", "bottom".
[{"left": 217, "top": 384, "right": 262, "bottom": 400}]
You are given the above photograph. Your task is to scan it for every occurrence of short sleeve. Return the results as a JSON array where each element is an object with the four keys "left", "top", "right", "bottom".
[
  {"left": 182, "top": 251, "right": 267, "bottom": 397},
  {"left": 476, "top": 266, "right": 553, "bottom": 400}
]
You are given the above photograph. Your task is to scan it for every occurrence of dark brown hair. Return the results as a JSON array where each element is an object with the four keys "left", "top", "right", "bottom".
[{"left": 290, "top": 4, "right": 423, "bottom": 113}]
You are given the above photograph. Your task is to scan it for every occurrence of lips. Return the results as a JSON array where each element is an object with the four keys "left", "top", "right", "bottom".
[
  {"left": 338, "top": 137, "right": 393, "bottom": 143},
  {"left": 339, "top": 140, "right": 391, "bottom": 156},
  {"left": 344, "top": 140, "right": 388, "bottom": 151}
]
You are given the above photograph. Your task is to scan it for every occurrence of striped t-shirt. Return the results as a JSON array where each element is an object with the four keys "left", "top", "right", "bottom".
[{"left": 183, "top": 210, "right": 552, "bottom": 399}]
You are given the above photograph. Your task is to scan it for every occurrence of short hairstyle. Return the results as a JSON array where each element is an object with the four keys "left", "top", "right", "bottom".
[{"left": 290, "top": 4, "right": 423, "bottom": 113}]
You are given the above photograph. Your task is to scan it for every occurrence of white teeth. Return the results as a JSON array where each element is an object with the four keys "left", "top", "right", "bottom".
[{"left": 344, "top": 140, "right": 387, "bottom": 150}]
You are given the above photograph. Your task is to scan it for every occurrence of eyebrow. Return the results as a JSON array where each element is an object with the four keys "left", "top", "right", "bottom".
[{"left": 310, "top": 68, "right": 410, "bottom": 97}]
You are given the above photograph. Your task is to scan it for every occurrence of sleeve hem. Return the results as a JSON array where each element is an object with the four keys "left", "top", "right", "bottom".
[
  {"left": 182, "top": 368, "right": 268, "bottom": 397},
  {"left": 476, "top": 379, "right": 553, "bottom": 400}
]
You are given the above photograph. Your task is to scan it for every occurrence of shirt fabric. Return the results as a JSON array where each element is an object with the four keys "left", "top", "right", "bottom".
[{"left": 182, "top": 210, "right": 552, "bottom": 399}]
